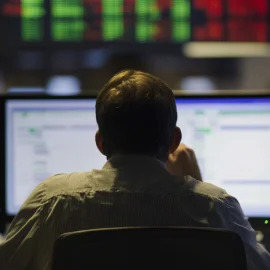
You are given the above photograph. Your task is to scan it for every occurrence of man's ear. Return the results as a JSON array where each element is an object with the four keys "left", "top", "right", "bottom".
[
  {"left": 95, "top": 130, "right": 106, "bottom": 156},
  {"left": 169, "top": 127, "right": 182, "bottom": 154}
]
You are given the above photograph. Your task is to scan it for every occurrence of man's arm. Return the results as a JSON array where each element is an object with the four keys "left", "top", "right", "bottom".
[
  {"left": 211, "top": 194, "right": 270, "bottom": 270},
  {"left": 167, "top": 144, "right": 203, "bottom": 181},
  {"left": 169, "top": 144, "right": 269, "bottom": 269},
  {"left": 0, "top": 183, "right": 54, "bottom": 270}
]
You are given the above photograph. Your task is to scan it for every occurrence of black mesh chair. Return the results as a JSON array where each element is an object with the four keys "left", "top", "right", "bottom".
[{"left": 52, "top": 227, "right": 247, "bottom": 270}]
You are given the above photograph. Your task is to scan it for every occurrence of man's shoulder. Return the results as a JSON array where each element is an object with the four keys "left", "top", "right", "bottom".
[
  {"left": 185, "top": 176, "right": 227, "bottom": 199},
  {"left": 41, "top": 171, "right": 100, "bottom": 200}
]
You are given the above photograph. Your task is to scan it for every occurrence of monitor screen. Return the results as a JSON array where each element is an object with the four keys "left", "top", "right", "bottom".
[
  {"left": 5, "top": 99, "right": 106, "bottom": 215},
  {"left": 4, "top": 96, "right": 270, "bottom": 217},
  {"left": 176, "top": 97, "right": 270, "bottom": 218}
]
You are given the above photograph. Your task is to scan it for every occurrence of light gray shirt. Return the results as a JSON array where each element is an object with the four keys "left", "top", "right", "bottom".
[{"left": 0, "top": 155, "right": 269, "bottom": 270}]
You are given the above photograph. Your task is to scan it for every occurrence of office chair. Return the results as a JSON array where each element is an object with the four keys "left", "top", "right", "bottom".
[{"left": 52, "top": 227, "right": 247, "bottom": 270}]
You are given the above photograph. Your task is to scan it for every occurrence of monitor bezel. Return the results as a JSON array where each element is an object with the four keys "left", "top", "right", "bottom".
[{"left": 1, "top": 93, "right": 270, "bottom": 231}]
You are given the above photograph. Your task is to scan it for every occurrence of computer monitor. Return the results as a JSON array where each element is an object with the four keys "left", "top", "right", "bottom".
[
  {"left": 176, "top": 96, "right": 270, "bottom": 218},
  {"left": 2, "top": 96, "right": 270, "bottom": 219},
  {"left": 4, "top": 97, "right": 106, "bottom": 216}
]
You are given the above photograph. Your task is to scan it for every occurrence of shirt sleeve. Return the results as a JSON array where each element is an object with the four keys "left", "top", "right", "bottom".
[
  {"left": 0, "top": 183, "right": 54, "bottom": 270},
  {"left": 211, "top": 194, "right": 270, "bottom": 270}
]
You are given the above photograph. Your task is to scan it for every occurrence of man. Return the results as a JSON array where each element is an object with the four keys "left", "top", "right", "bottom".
[{"left": 0, "top": 70, "right": 269, "bottom": 269}]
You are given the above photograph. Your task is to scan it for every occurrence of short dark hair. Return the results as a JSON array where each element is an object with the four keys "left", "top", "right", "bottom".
[{"left": 96, "top": 70, "right": 177, "bottom": 161}]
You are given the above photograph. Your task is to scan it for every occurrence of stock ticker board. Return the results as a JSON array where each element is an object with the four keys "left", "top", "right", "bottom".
[{"left": 0, "top": 0, "right": 269, "bottom": 46}]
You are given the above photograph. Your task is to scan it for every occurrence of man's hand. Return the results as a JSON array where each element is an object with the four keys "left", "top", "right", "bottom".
[{"left": 167, "top": 144, "right": 203, "bottom": 181}]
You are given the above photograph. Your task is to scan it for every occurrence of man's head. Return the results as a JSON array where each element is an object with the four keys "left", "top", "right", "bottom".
[{"left": 95, "top": 70, "right": 181, "bottom": 161}]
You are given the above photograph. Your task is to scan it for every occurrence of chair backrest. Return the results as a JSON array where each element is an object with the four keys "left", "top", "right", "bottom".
[{"left": 52, "top": 227, "right": 247, "bottom": 270}]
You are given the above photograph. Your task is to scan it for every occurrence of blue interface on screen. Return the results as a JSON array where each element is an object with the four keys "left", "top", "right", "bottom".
[{"left": 5, "top": 98, "right": 270, "bottom": 217}]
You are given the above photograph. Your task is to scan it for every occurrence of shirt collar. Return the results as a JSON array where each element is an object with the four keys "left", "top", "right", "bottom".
[
  {"left": 102, "top": 154, "right": 167, "bottom": 171},
  {"left": 101, "top": 154, "right": 188, "bottom": 190}
]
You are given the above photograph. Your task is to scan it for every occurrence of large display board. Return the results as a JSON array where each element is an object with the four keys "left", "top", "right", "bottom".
[{"left": 0, "top": 0, "right": 269, "bottom": 46}]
